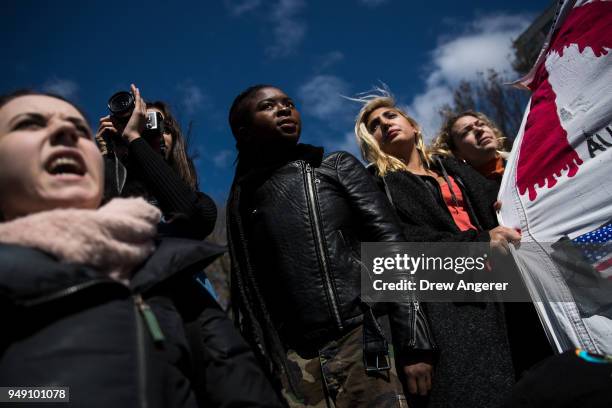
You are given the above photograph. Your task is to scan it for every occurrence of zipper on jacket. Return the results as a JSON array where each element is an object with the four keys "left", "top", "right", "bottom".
[
  {"left": 134, "top": 295, "right": 149, "bottom": 408},
  {"left": 304, "top": 162, "right": 344, "bottom": 331},
  {"left": 413, "top": 301, "right": 435, "bottom": 348},
  {"left": 24, "top": 278, "right": 160, "bottom": 408},
  {"left": 134, "top": 294, "right": 165, "bottom": 344},
  {"left": 410, "top": 301, "right": 419, "bottom": 347}
]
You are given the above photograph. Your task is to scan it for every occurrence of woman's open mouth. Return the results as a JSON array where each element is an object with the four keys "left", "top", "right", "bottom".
[{"left": 45, "top": 150, "right": 86, "bottom": 178}]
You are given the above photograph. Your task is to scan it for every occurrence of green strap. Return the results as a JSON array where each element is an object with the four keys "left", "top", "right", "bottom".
[{"left": 135, "top": 295, "right": 165, "bottom": 344}]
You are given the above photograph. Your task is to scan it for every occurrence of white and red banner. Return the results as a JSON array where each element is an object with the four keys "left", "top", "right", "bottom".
[{"left": 499, "top": 0, "right": 612, "bottom": 353}]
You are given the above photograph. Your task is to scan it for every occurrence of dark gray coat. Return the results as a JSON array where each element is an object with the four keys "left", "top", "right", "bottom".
[
  {"left": 374, "top": 157, "right": 515, "bottom": 408},
  {"left": 0, "top": 238, "right": 282, "bottom": 408}
]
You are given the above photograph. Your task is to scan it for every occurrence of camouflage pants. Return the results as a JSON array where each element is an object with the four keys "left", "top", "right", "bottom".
[{"left": 281, "top": 325, "right": 408, "bottom": 408}]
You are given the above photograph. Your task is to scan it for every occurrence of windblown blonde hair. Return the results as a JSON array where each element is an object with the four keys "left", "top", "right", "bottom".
[
  {"left": 430, "top": 110, "right": 507, "bottom": 159},
  {"left": 353, "top": 90, "right": 430, "bottom": 176}
]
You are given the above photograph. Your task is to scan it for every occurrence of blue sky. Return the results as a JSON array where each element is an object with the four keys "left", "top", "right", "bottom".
[{"left": 2, "top": 0, "right": 550, "bottom": 201}]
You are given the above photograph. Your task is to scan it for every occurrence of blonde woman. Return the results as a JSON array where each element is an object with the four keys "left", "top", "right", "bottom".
[
  {"left": 354, "top": 92, "right": 519, "bottom": 408},
  {"left": 431, "top": 111, "right": 508, "bottom": 183}
]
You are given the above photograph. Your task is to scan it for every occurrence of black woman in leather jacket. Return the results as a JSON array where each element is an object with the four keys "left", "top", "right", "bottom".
[
  {"left": 226, "top": 85, "right": 430, "bottom": 407},
  {"left": 353, "top": 91, "right": 519, "bottom": 408}
]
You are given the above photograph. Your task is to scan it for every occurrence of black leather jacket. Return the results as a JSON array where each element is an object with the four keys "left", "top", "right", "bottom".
[{"left": 229, "top": 145, "right": 434, "bottom": 356}]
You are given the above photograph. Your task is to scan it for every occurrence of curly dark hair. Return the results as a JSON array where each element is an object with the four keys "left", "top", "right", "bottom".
[{"left": 430, "top": 110, "right": 507, "bottom": 158}]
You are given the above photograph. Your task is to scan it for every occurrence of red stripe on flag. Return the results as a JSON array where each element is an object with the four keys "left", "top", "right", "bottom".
[{"left": 595, "top": 257, "right": 612, "bottom": 272}]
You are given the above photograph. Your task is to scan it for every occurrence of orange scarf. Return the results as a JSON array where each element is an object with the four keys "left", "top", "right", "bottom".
[{"left": 475, "top": 155, "right": 505, "bottom": 181}]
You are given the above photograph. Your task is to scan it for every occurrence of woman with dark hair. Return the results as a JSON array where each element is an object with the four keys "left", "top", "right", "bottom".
[
  {"left": 97, "top": 84, "right": 216, "bottom": 239},
  {"left": 0, "top": 90, "right": 281, "bottom": 407},
  {"left": 147, "top": 100, "right": 199, "bottom": 189},
  {"left": 354, "top": 91, "right": 519, "bottom": 408}
]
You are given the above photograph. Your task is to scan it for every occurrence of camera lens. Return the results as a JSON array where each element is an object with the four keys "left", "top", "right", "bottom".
[{"left": 108, "top": 91, "right": 135, "bottom": 117}]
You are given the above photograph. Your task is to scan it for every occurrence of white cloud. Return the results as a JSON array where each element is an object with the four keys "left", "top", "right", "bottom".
[
  {"left": 403, "top": 86, "right": 453, "bottom": 143},
  {"left": 359, "top": 0, "right": 389, "bottom": 6},
  {"left": 212, "top": 149, "right": 234, "bottom": 168},
  {"left": 315, "top": 51, "right": 344, "bottom": 73},
  {"left": 225, "top": 0, "right": 306, "bottom": 58},
  {"left": 298, "top": 75, "right": 351, "bottom": 122},
  {"left": 324, "top": 132, "right": 362, "bottom": 159},
  {"left": 265, "top": 0, "right": 307, "bottom": 58},
  {"left": 406, "top": 13, "right": 531, "bottom": 140},
  {"left": 176, "top": 82, "right": 210, "bottom": 115},
  {"left": 224, "top": 0, "right": 261, "bottom": 16},
  {"left": 42, "top": 78, "right": 79, "bottom": 99}
]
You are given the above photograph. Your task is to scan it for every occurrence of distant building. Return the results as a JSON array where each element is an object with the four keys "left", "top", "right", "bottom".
[{"left": 513, "top": 1, "right": 557, "bottom": 74}]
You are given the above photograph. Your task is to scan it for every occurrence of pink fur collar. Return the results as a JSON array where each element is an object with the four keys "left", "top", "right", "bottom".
[{"left": 0, "top": 198, "right": 160, "bottom": 284}]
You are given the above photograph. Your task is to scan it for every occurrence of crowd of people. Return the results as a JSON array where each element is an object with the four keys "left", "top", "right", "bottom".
[{"left": 0, "top": 83, "right": 609, "bottom": 408}]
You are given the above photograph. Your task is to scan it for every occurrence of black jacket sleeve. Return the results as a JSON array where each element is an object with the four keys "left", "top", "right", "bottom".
[
  {"left": 128, "top": 138, "right": 217, "bottom": 239},
  {"left": 334, "top": 152, "right": 405, "bottom": 242},
  {"left": 387, "top": 301, "right": 438, "bottom": 358},
  {"left": 390, "top": 307, "right": 438, "bottom": 358},
  {"left": 334, "top": 152, "right": 437, "bottom": 356},
  {"left": 188, "top": 295, "right": 283, "bottom": 408}
]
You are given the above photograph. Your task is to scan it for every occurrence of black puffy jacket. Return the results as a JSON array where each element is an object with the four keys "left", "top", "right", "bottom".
[
  {"left": 0, "top": 239, "right": 282, "bottom": 408},
  {"left": 228, "top": 144, "right": 426, "bottom": 356}
]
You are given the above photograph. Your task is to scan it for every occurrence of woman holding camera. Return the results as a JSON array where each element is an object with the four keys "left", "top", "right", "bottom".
[
  {"left": 97, "top": 84, "right": 217, "bottom": 240},
  {"left": 0, "top": 90, "right": 281, "bottom": 408}
]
